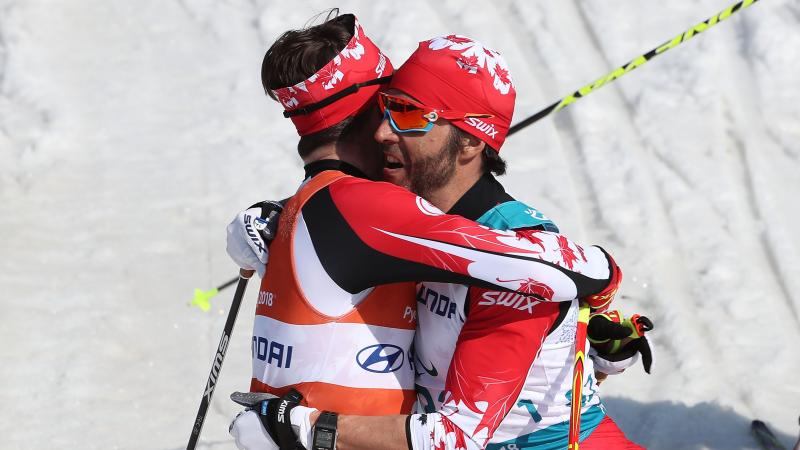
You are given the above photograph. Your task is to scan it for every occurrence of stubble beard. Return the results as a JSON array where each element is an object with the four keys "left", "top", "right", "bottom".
[{"left": 408, "top": 131, "right": 461, "bottom": 199}]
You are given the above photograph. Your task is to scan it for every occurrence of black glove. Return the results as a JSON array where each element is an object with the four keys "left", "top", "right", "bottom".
[
  {"left": 588, "top": 310, "right": 654, "bottom": 373},
  {"left": 231, "top": 389, "right": 305, "bottom": 450}
]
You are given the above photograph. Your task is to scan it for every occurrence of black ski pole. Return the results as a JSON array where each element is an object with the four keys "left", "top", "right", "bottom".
[{"left": 186, "top": 268, "right": 255, "bottom": 450}]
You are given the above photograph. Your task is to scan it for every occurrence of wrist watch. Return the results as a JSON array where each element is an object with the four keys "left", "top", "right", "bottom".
[{"left": 310, "top": 411, "right": 338, "bottom": 450}]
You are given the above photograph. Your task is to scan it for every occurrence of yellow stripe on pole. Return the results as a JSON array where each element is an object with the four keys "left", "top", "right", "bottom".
[{"left": 508, "top": 0, "right": 763, "bottom": 136}]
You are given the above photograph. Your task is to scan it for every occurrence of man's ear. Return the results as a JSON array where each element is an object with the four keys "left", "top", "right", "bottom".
[{"left": 459, "top": 132, "right": 485, "bottom": 160}]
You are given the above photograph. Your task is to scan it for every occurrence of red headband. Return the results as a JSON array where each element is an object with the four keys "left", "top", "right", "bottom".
[
  {"left": 271, "top": 17, "right": 394, "bottom": 136},
  {"left": 389, "top": 35, "right": 515, "bottom": 151}
]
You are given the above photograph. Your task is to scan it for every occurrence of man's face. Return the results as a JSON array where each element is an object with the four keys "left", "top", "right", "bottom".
[
  {"left": 374, "top": 90, "right": 460, "bottom": 198},
  {"left": 348, "top": 104, "right": 388, "bottom": 181}
]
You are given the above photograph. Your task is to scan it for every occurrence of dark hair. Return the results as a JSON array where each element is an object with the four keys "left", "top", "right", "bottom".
[
  {"left": 482, "top": 147, "right": 506, "bottom": 176},
  {"left": 262, "top": 13, "right": 354, "bottom": 97},
  {"left": 451, "top": 127, "right": 507, "bottom": 176},
  {"left": 261, "top": 12, "right": 357, "bottom": 158}
]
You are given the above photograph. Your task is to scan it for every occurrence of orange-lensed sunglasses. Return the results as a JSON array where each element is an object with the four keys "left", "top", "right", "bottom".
[{"left": 378, "top": 92, "right": 494, "bottom": 133}]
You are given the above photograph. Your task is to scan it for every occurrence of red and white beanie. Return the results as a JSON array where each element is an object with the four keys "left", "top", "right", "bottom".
[
  {"left": 271, "top": 16, "right": 393, "bottom": 136},
  {"left": 389, "top": 35, "right": 516, "bottom": 151}
]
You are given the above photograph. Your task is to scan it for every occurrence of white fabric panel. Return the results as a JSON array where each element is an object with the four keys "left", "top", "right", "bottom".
[
  {"left": 413, "top": 291, "right": 603, "bottom": 443},
  {"left": 372, "top": 228, "right": 592, "bottom": 302},
  {"left": 252, "top": 315, "right": 415, "bottom": 390},
  {"left": 294, "top": 213, "right": 374, "bottom": 316}
]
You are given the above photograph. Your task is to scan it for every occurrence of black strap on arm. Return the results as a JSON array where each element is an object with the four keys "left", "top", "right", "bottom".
[
  {"left": 310, "top": 411, "right": 339, "bottom": 450},
  {"left": 258, "top": 390, "right": 305, "bottom": 450}
]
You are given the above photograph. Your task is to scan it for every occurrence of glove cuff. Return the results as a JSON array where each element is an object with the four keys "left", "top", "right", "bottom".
[
  {"left": 263, "top": 397, "right": 300, "bottom": 449},
  {"left": 290, "top": 405, "right": 317, "bottom": 448},
  {"left": 584, "top": 248, "right": 621, "bottom": 312},
  {"left": 589, "top": 347, "right": 639, "bottom": 375}
]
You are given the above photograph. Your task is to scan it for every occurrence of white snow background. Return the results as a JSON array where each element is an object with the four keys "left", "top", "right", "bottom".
[{"left": 1, "top": 0, "right": 798, "bottom": 449}]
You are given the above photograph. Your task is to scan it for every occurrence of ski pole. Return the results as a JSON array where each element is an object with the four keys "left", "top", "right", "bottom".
[
  {"left": 190, "top": 276, "right": 239, "bottom": 312},
  {"left": 186, "top": 268, "right": 255, "bottom": 450},
  {"left": 507, "top": 0, "right": 762, "bottom": 136},
  {"left": 568, "top": 305, "right": 591, "bottom": 450}
]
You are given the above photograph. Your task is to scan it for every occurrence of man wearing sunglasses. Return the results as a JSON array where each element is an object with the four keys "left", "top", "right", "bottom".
[
  {"left": 363, "top": 37, "right": 648, "bottom": 450},
  {"left": 227, "top": 14, "right": 642, "bottom": 450}
]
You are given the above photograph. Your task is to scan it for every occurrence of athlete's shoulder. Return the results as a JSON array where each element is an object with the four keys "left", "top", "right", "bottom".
[
  {"left": 477, "top": 200, "right": 559, "bottom": 232},
  {"left": 330, "top": 175, "right": 412, "bottom": 195},
  {"left": 327, "top": 176, "right": 442, "bottom": 214}
]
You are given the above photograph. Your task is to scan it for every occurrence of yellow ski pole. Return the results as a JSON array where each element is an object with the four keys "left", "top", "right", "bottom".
[{"left": 508, "top": 0, "right": 762, "bottom": 136}]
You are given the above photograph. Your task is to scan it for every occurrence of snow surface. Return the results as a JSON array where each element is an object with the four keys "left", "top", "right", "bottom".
[{"left": 1, "top": 0, "right": 799, "bottom": 449}]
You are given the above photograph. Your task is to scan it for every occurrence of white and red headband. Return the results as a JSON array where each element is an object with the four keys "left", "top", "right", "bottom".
[{"left": 271, "top": 17, "right": 393, "bottom": 136}]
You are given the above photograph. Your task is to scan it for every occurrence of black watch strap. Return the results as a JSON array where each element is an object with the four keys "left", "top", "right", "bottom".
[{"left": 311, "top": 411, "right": 338, "bottom": 450}]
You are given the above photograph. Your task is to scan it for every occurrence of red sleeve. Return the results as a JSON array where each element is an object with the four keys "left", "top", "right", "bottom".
[
  {"left": 303, "top": 177, "right": 612, "bottom": 300},
  {"left": 442, "top": 290, "right": 560, "bottom": 446},
  {"left": 404, "top": 291, "right": 563, "bottom": 450}
]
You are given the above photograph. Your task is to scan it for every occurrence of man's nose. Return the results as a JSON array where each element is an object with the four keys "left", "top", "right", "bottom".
[{"left": 374, "top": 115, "right": 399, "bottom": 144}]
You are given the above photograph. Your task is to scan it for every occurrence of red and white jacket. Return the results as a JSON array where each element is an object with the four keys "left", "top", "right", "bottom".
[
  {"left": 408, "top": 174, "right": 615, "bottom": 450},
  {"left": 251, "top": 161, "right": 618, "bottom": 421}
]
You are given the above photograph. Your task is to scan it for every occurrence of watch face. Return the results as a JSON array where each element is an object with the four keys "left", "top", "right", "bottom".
[{"left": 315, "top": 429, "right": 334, "bottom": 448}]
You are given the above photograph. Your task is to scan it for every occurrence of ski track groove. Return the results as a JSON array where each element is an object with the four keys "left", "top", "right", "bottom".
[
  {"left": 571, "top": 0, "right": 689, "bottom": 243},
  {"left": 567, "top": 0, "right": 738, "bottom": 406},
  {"left": 729, "top": 17, "right": 800, "bottom": 328},
  {"left": 176, "top": 0, "right": 220, "bottom": 40},
  {"left": 0, "top": 12, "right": 7, "bottom": 92},
  {"left": 765, "top": 128, "right": 799, "bottom": 161},
  {"left": 736, "top": 6, "right": 768, "bottom": 68},
  {"left": 0, "top": 3, "right": 13, "bottom": 142},
  {"left": 784, "top": 1, "right": 800, "bottom": 22},
  {"left": 565, "top": 5, "right": 737, "bottom": 373},
  {"left": 650, "top": 150, "right": 696, "bottom": 192},
  {"left": 499, "top": 1, "right": 597, "bottom": 239},
  {"left": 248, "top": 0, "right": 270, "bottom": 46}
]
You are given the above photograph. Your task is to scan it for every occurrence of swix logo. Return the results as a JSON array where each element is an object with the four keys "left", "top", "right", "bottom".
[
  {"left": 277, "top": 399, "right": 289, "bottom": 422},
  {"left": 203, "top": 333, "right": 229, "bottom": 402},
  {"left": 356, "top": 344, "right": 405, "bottom": 373},
  {"left": 478, "top": 291, "right": 540, "bottom": 314},
  {"left": 243, "top": 214, "right": 267, "bottom": 255},
  {"left": 465, "top": 117, "right": 499, "bottom": 139},
  {"left": 375, "top": 53, "right": 387, "bottom": 76}
]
